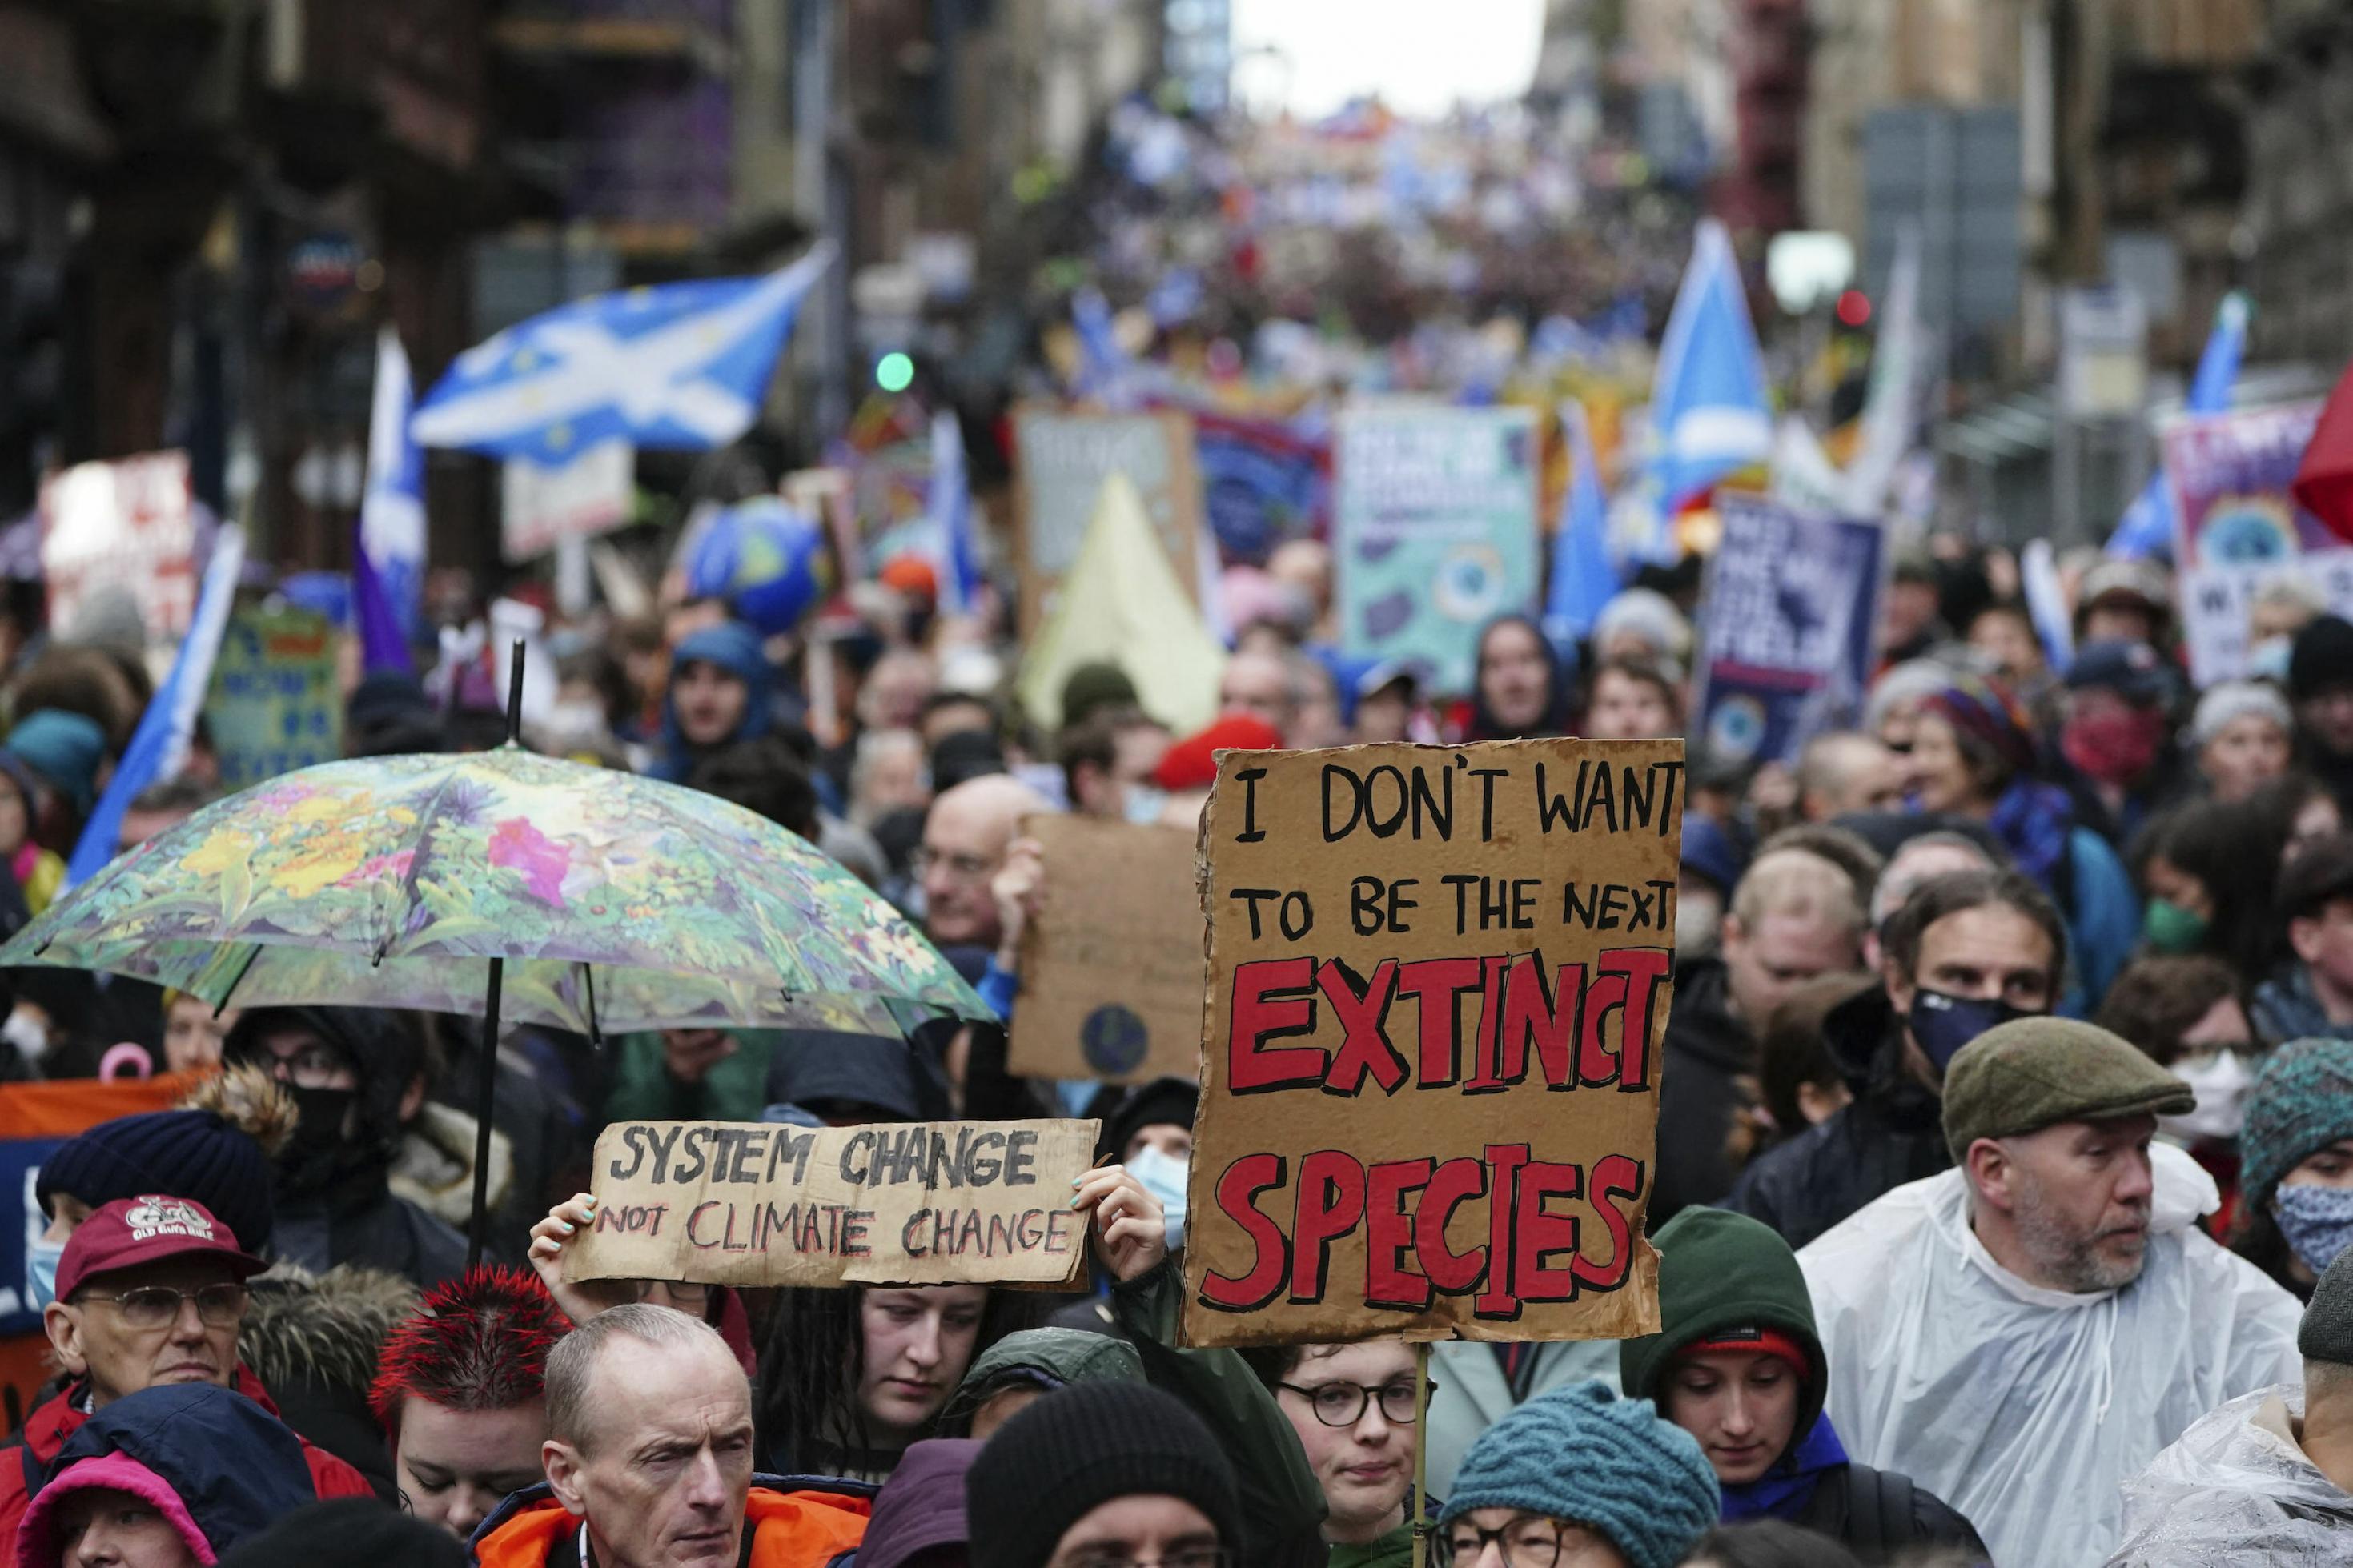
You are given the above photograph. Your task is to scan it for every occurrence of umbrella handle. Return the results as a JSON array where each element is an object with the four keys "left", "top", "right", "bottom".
[{"left": 468, "top": 954, "right": 505, "bottom": 1272}]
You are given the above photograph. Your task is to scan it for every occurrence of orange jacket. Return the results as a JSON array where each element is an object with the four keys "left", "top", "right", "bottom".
[{"left": 472, "top": 1480, "right": 871, "bottom": 1568}]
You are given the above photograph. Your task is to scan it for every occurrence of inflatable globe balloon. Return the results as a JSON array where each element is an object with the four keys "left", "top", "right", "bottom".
[{"left": 681, "top": 497, "right": 833, "bottom": 636}]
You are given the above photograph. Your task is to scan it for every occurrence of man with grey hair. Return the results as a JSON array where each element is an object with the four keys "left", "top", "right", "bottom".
[{"left": 469, "top": 1304, "right": 871, "bottom": 1567}]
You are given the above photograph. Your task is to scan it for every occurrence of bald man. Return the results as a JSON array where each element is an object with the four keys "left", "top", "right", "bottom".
[
  {"left": 919, "top": 775, "right": 1051, "bottom": 952},
  {"left": 1797, "top": 731, "right": 1904, "bottom": 822}
]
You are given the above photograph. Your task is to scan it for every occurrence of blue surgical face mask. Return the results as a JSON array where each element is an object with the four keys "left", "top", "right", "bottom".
[
  {"left": 2274, "top": 1182, "right": 2353, "bottom": 1277},
  {"left": 1126, "top": 1143, "right": 1190, "bottom": 1251},
  {"left": 1909, "top": 987, "right": 2035, "bottom": 1075},
  {"left": 26, "top": 1236, "right": 63, "bottom": 1313}
]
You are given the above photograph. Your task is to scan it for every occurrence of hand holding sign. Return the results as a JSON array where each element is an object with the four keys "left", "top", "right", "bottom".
[{"left": 1074, "top": 1163, "right": 1167, "bottom": 1282}]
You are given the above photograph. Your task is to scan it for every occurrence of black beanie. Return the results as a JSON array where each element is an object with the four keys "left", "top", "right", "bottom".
[
  {"left": 2290, "top": 615, "right": 2353, "bottom": 704},
  {"left": 966, "top": 1382, "right": 1239, "bottom": 1568},
  {"left": 2301, "top": 1245, "right": 2353, "bottom": 1366},
  {"left": 38, "top": 1109, "right": 276, "bottom": 1253}
]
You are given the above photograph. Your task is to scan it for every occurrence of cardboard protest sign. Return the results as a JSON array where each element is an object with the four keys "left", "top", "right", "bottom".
[
  {"left": 1011, "top": 407, "right": 1203, "bottom": 636},
  {"left": 564, "top": 1118, "right": 1098, "bottom": 1289},
  {"left": 1693, "top": 492, "right": 1884, "bottom": 766},
  {"left": 1179, "top": 739, "right": 1682, "bottom": 1349},
  {"left": 40, "top": 451, "right": 199, "bottom": 641},
  {"left": 204, "top": 609, "right": 343, "bottom": 789},
  {"left": 1009, "top": 815, "right": 1205, "bottom": 1083},
  {"left": 502, "top": 439, "right": 636, "bottom": 562},
  {"left": 1334, "top": 407, "right": 1540, "bottom": 696},
  {"left": 2162, "top": 400, "right": 2353, "bottom": 684}
]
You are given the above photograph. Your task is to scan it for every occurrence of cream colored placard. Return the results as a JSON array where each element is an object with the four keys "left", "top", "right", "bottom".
[
  {"left": 1180, "top": 739, "right": 1684, "bottom": 1348},
  {"left": 1009, "top": 814, "right": 1206, "bottom": 1083},
  {"left": 565, "top": 1118, "right": 1099, "bottom": 1289}
]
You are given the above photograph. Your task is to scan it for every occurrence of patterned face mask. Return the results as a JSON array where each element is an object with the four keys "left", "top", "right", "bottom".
[{"left": 2274, "top": 1181, "right": 2353, "bottom": 1277}]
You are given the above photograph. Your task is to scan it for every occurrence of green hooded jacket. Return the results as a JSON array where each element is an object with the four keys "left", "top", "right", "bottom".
[
  {"left": 936, "top": 1328, "right": 1146, "bottom": 1435},
  {"left": 1617, "top": 1205, "right": 1829, "bottom": 1446}
]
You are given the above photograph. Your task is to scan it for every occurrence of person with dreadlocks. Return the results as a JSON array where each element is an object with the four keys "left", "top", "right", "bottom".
[{"left": 373, "top": 1267, "right": 572, "bottom": 1541}]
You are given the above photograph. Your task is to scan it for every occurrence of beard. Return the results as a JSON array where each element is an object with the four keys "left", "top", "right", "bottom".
[{"left": 2012, "top": 1168, "right": 2150, "bottom": 1293}]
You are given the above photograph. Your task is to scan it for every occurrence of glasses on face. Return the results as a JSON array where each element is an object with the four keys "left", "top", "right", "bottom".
[
  {"left": 243, "top": 1041, "right": 351, "bottom": 1090},
  {"left": 1435, "top": 1516, "right": 1580, "bottom": 1568},
  {"left": 1280, "top": 1378, "right": 1419, "bottom": 1428},
  {"left": 77, "top": 1283, "right": 248, "bottom": 1331},
  {"left": 629, "top": 1279, "right": 710, "bottom": 1309},
  {"left": 1061, "top": 1550, "right": 1228, "bottom": 1568},
  {"left": 910, "top": 845, "right": 995, "bottom": 883}
]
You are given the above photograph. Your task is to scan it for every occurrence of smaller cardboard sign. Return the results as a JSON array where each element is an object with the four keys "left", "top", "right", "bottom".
[
  {"left": 1009, "top": 815, "right": 1206, "bottom": 1083},
  {"left": 564, "top": 1118, "right": 1099, "bottom": 1289},
  {"left": 1012, "top": 407, "right": 1203, "bottom": 636},
  {"left": 40, "top": 451, "right": 199, "bottom": 640},
  {"left": 502, "top": 439, "right": 635, "bottom": 563},
  {"left": 204, "top": 609, "right": 343, "bottom": 789}
]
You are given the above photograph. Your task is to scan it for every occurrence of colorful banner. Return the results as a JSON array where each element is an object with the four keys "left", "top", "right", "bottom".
[
  {"left": 203, "top": 609, "right": 343, "bottom": 788},
  {"left": 1334, "top": 407, "right": 1540, "bottom": 696},
  {"left": 1011, "top": 407, "right": 1204, "bottom": 637},
  {"left": 2162, "top": 400, "right": 2353, "bottom": 684},
  {"left": 1692, "top": 492, "right": 1885, "bottom": 765},
  {"left": 1179, "top": 738, "right": 1681, "bottom": 1349},
  {"left": 1195, "top": 411, "right": 1328, "bottom": 563},
  {"left": 564, "top": 1118, "right": 1099, "bottom": 1289}
]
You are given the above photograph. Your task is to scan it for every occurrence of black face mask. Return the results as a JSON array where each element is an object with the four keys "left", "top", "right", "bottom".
[
  {"left": 1908, "top": 988, "right": 2036, "bottom": 1074},
  {"left": 277, "top": 1084, "right": 368, "bottom": 1196}
]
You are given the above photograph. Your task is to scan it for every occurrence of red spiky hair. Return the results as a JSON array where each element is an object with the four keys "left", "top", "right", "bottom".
[{"left": 370, "top": 1265, "right": 572, "bottom": 1437}]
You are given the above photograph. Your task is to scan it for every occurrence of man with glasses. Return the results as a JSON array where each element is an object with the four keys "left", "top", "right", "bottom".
[
  {"left": 0, "top": 1195, "right": 373, "bottom": 1541},
  {"left": 916, "top": 774, "right": 1050, "bottom": 956}
]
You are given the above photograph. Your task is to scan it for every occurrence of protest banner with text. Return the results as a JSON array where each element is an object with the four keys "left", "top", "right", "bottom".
[
  {"left": 1012, "top": 407, "right": 1204, "bottom": 636},
  {"left": 1179, "top": 738, "right": 1681, "bottom": 1349},
  {"left": 565, "top": 1117, "right": 1098, "bottom": 1289},
  {"left": 1010, "top": 815, "right": 1207, "bottom": 1082}
]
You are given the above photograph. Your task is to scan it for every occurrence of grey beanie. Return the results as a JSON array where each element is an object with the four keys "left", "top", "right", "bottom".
[{"left": 2300, "top": 1246, "right": 2353, "bottom": 1366}]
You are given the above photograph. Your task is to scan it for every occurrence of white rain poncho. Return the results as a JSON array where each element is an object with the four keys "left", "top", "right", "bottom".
[
  {"left": 1797, "top": 1145, "right": 2300, "bottom": 1568},
  {"left": 2106, "top": 1386, "right": 2353, "bottom": 1565}
]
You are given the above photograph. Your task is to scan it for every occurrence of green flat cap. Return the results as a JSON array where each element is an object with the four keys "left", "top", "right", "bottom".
[{"left": 1942, "top": 1017, "right": 2194, "bottom": 1161}]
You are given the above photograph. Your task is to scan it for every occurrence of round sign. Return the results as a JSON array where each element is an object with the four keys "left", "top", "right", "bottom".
[{"left": 1080, "top": 1003, "right": 1150, "bottom": 1077}]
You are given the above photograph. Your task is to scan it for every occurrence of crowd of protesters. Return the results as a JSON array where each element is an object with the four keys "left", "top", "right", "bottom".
[{"left": 4, "top": 526, "right": 2353, "bottom": 1568}]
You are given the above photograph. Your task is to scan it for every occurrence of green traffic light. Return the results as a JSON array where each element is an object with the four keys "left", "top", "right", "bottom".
[{"left": 876, "top": 352, "right": 914, "bottom": 392}]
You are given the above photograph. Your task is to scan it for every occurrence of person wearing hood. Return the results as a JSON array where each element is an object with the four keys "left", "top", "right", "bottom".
[
  {"left": 1047, "top": 1079, "right": 1195, "bottom": 1338},
  {"left": 934, "top": 1330, "right": 1145, "bottom": 1440},
  {"left": 2233, "top": 1036, "right": 2353, "bottom": 1301},
  {"left": 1901, "top": 672, "right": 2139, "bottom": 1005},
  {"left": 15, "top": 1382, "right": 321, "bottom": 1567},
  {"left": 2058, "top": 640, "right": 2188, "bottom": 850},
  {"left": 1799, "top": 1017, "right": 2302, "bottom": 1566},
  {"left": 649, "top": 620, "right": 771, "bottom": 784},
  {"left": 1465, "top": 616, "right": 1572, "bottom": 741},
  {"left": 857, "top": 1438, "right": 978, "bottom": 1568},
  {"left": 1247, "top": 1340, "right": 1419, "bottom": 1568},
  {"left": 222, "top": 1006, "right": 470, "bottom": 1289},
  {"left": 1725, "top": 868, "right": 2064, "bottom": 1249},
  {"left": 2109, "top": 1245, "right": 2353, "bottom": 1563},
  {"left": 1620, "top": 1209, "right": 1981, "bottom": 1562},
  {"left": 1656, "top": 851, "right": 1866, "bottom": 1226},
  {"left": 371, "top": 1267, "right": 570, "bottom": 1541},
  {"left": 0, "top": 1196, "right": 374, "bottom": 1543},
  {"left": 4, "top": 708, "right": 110, "bottom": 855},
  {"left": 236, "top": 1261, "right": 418, "bottom": 1498}
]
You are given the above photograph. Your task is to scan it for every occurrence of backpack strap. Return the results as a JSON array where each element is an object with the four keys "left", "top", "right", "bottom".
[{"left": 1839, "top": 1463, "right": 1917, "bottom": 1561}]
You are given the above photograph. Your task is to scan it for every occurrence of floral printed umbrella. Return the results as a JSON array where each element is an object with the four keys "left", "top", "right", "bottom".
[{"left": 0, "top": 747, "right": 984, "bottom": 1037}]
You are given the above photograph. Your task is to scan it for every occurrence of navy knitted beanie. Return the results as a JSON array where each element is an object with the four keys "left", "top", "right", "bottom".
[
  {"left": 38, "top": 1109, "right": 275, "bottom": 1253},
  {"left": 1435, "top": 1381, "right": 1719, "bottom": 1568},
  {"left": 2242, "top": 1037, "right": 2353, "bottom": 1214},
  {"left": 966, "top": 1380, "right": 1239, "bottom": 1568}
]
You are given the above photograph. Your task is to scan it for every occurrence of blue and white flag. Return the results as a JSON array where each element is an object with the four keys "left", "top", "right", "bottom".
[
  {"left": 1070, "top": 287, "right": 1138, "bottom": 409},
  {"left": 360, "top": 327, "right": 426, "bottom": 636},
  {"left": 65, "top": 525, "right": 247, "bottom": 888},
  {"left": 2108, "top": 291, "right": 2249, "bottom": 558},
  {"left": 1648, "top": 219, "right": 1773, "bottom": 511},
  {"left": 2021, "top": 539, "right": 2074, "bottom": 675},
  {"left": 412, "top": 242, "right": 836, "bottom": 463},
  {"left": 1543, "top": 399, "right": 1619, "bottom": 649},
  {"left": 930, "top": 411, "right": 980, "bottom": 616}
]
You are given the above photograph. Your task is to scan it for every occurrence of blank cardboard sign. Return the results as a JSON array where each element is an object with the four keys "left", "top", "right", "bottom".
[
  {"left": 1009, "top": 814, "right": 1207, "bottom": 1084},
  {"left": 564, "top": 1117, "right": 1099, "bottom": 1289},
  {"left": 1179, "top": 738, "right": 1684, "bottom": 1349}
]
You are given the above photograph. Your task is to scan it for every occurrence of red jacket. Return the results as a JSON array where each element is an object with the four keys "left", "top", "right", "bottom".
[
  {"left": 472, "top": 1481, "right": 871, "bottom": 1568},
  {"left": 0, "top": 1363, "right": 371, "bottom": 1543}
]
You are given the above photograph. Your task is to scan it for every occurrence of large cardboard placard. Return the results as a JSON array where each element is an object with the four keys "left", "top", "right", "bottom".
[
  {"left": 205, "top": 608, "right": 343, "bottom": 788},
  {"left": 2161, "top": 400, "right": 2353, "bottom": 685},
  {"left": 1693, "top": 492, "right": 1885, "bottom": 766},
  {"left": 1012, "top": 407, "right": 1203, "bottom": 636},
  {"left": 1333, "top": 406, "right": 1539, "bottom": 696},
  {"left": 1179, "top": 739, "right": 1682, "bottom": 1348},
  {"left": 565, "top": 1118, "right": 1098, "bottom": 1289},
  {"left": 1009, "top": 815, "right": 1205, "bottom": 1083}
]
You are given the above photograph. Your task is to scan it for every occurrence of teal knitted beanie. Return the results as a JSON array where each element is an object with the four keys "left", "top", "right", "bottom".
[
  {"left": 2243, "top": 1037, "right": 2353, "bottom": 1214},
  {"left": 1435, "top": 1381, "right": 1719, "bottom": 1568}
]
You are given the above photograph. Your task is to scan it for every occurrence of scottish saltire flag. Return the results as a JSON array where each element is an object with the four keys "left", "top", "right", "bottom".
[
  {"left": 66, "top": 527, "right": 247, "bottom": 887},
  {"left": 360, "top": 327, "right": 426, "bottom": 636},
  {"left": 2109, "top": 291, "right": 2249, "bottom": 558},
  {"left": 412, "top": 242, "right": 836, "bottom": 463},
  {"left": 930, "top": 411, "right": 980, "bottom": 616},
  {"left": 1544, "top": 399, "right": 1620, "bottom": 649},
  {"left": 351, "top": 518, "right": 413, "bottom": 676},
  {"left": 1649, "top": 219, "right": 1773, "bottom": 511},
  {"left": 2022, "top": 539, "right": 2074, "bottom": 675}
]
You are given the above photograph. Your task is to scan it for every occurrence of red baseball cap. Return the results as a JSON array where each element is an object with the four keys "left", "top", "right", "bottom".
[{"left": 56, "top": 1195, "right": 267, "bottom": 1303}]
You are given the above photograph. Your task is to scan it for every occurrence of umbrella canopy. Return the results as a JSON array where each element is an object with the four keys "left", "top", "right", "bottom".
[{"left": 0, "top": 748, "right": 984, "bottom": 1037}]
